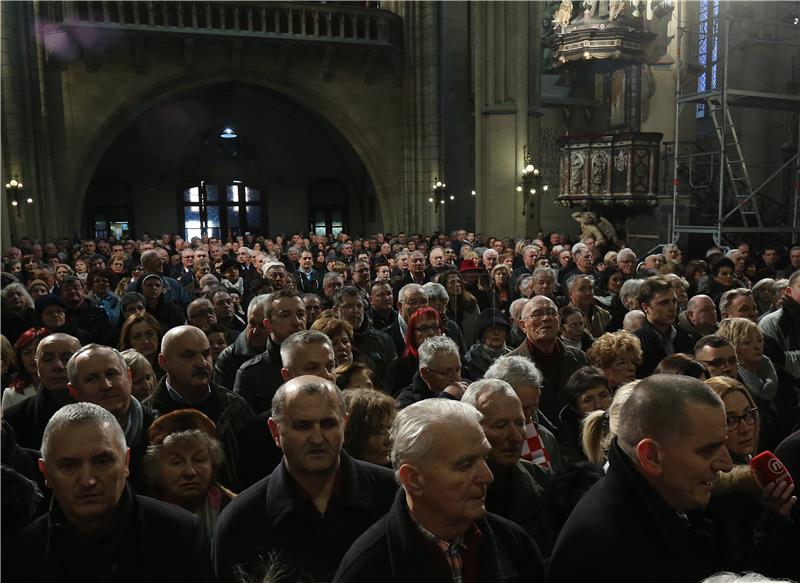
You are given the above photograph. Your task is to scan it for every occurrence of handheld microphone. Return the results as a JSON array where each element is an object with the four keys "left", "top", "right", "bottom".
[{"left": 750, "top": 451, "right": 794, "bottom": 490}]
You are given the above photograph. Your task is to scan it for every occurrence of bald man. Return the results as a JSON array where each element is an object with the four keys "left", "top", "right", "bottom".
[
  {"left": 3, "top": 333, "right": 81, "bottom": 449},
  {"left": 142, "top": 325, "right": 254, "bottom": 486}
]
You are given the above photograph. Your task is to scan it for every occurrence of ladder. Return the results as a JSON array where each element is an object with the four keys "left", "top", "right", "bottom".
[{"left": 706, "top": 98, "right": 763, "bottom": 228}]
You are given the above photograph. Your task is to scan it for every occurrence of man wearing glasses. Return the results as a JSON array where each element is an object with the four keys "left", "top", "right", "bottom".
[
  {"left": 396, "top": 335, "right": 467, "bottom": 409},
  {"left": 509, "top": 296, "right": 588, "bottom": 425},
  {"left": 694, "top": 335, "right": 739, "bottom": 378}
]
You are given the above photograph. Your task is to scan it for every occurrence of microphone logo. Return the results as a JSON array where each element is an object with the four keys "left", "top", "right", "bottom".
[{"left": 768, "top": 458, "right": 785, "bottom": 475}]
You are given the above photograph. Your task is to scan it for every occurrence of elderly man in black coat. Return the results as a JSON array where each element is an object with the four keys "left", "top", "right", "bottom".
[
  {"left": 548, "top": 375, "right": 734, "bottom": 583},
  {"left": 214, "top": 376, "right": 398, "bottom": 583},
  {"left": 8, "top": 403, "right": 212, "bottom": 583},
  {"left": 333, "top": 399, "right": 545, "bottom": 583}
]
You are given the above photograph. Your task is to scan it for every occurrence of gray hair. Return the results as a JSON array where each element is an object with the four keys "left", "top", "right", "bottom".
[
  {"left": 662, "top": 243, "right": 679, "bottom": 254},
  {"left": 238, "top": 246, "right": 253, "bottom": 257},
  {"left": 482, "top": 248, "right": 498, "bottom": 260},
  {"left": 41, "top": 402, "right": 126, "bottom": 460},
  {"left": 700, "top": 573, "right": 795, "bottom": 583},
  {"left": 617, "top": 375, "right": 723, "bottom": 464},
  {"left": 418, "top": 335, "right": 459, "bottom": 369},
  {"left": 509, "top": 298, "right": 528, "bottom": 322},
  {"left": 422, "top": 282, "right": 448, "bottom": 304},
  {"left": 663, "top": 273, "right": 689, "bottom": 290},
  {"left": 279, "top": 330, "right": 333, "bottom": 369},
  {"left": 332, "top": 286, "right": 362, "bottom": 307},
  {"left": 619, "top": 278, "right": 644, "bottom": 302},
  {"left": 565, "top": 273, "right": 595, "bottom": 292},
  {"left": 617, "top": 248, "right": 637, "bottom": 262},
  {"left": 622, "top": 310, "right": 646, "bottom": 332},
  {"left": 522, "top": 245, "right": 538, "bottom": 256},
  {"left": 66, "top": 344, "right": 128, "bottom": 386},
  {"left": 398, "top": 283, "right": 426, "bottom": 304},
  {"left": 271, "top": 378, "right": 345, "bottom": 425},
  {"left": 532, "top": 266, "right": 556, "bottom": 280},
  {"left": 247, "top": 293, "right": 271, "bottom": 319},
  {"left": 462, "top": 379, "right": 518, "bottom": 409},
  {"left": 2, "top": 283, "right": 34, "bottom": 310},
  {"left": 390, "top": 399, "right": 483, "bottom": 473},
  {"left": 323, "top": 271, "right": 343, "bottom": 284},
  {"left": 484, "top": 355, "right": 543, "bottom": 388},
  {"left": 120, "top": 349, "right": 154, "bottom": 378}
]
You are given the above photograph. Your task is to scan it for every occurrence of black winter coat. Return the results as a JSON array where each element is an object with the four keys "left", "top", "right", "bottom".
[
  {"left": 633, "top": 319, "right": 696, "bottom": 378},
  {"left": 548, "top": 439, "right": 723, "bottom": 583},
  {"left": 213, "top": 452, "right": 398, "bottom": 583},
  {"left": 233, "top": 338, "right": 285, "bottom": 414},
  {"left": 3, "top": 389, "right": 75, "bottom": 450},
  {"left": 213, "top": 330, "right": 260, "bottom": 391},
  {"left": 7, "top": 485, "right": 212, "bottom": 583},
  {"left": 333, "top": 488, "right": 545, "bottom": 583}
]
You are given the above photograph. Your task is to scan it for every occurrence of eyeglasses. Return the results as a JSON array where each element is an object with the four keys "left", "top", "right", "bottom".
[
  {"left": 524, "top": 308, "right": 558, "bottom": 320},
  {"left": 726, "top": 407, "right": 759, "bottom": 431},
  {"left": 698, "top": 356, "right": 738, "bottom": 368}
]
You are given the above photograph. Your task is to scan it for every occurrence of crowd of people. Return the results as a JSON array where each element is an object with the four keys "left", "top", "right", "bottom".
[{"left": 1, "top": 228, "right": 799, "bottom": 582}]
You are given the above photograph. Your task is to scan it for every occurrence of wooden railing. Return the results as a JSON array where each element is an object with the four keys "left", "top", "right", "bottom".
[{"left": 42, "top": 1, "right": 403, "bottom": 49}]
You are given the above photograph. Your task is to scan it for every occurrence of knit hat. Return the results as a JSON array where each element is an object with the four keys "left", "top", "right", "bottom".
[
  {"left": 147, "top": 409, "right": 218, "bottom": 446},
  {"left": 476, "top": 308, "right": 511, "bottom": 340},
  {"left": 26, "top": 278, "right": 48, "bottom": 292}
]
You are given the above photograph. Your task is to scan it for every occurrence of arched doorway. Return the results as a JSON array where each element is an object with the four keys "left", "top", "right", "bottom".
[{"left": 85, "top": 82, "right": 378, "bottom": 239}]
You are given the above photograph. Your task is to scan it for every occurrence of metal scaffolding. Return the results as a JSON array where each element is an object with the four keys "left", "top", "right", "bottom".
[{"left": 670, "top": 1, "right": 800, "bottom": 248}]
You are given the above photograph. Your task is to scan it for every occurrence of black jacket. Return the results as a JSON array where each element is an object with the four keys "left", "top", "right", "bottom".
[
  {"left": 333, "top": 488, "right": 545, "bottom": 583},
  {"left": 633, "top": 319, "right": 695, "bottom": 378},
  {"left": 213, "top": 330, "right": 260, "bottom": 391},
  {"left": 8, "top": 485, "right": 212, "bottom": 583},
  {"left": 293, "top": 268, "right": 324, "bottom": 295},
  {"left": 507, "top": 339, "right": 588, "bottom": 425},
  {"left": 353, "top": 321, "right": 397, "bottom": 387},
  {"left": 233, "top": 338, "right": 285, "bottom": 414},
  {"left": 143, "top": 378, "right": 254, "bottom": 487},
  {"left": 548, "top": 439, "right": 723, "bottom": 583},
  {"left": 3, "top": 389, "right": 75, "bottom": 450},
  {"left": 213, "top": 451, "right": 398, "bottom": 583}
]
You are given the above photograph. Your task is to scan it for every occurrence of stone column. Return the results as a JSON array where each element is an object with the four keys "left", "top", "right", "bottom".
[
  {"left": 473, "top": 1, "right": 542, "bottom": 238},
  {"left": 1, "top": 1, "right": 55, "bottom": 245}
]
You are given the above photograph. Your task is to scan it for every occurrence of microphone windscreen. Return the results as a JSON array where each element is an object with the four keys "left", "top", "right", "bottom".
[{"left": 750, "top": 450, "right": 794, "bottom": 489}]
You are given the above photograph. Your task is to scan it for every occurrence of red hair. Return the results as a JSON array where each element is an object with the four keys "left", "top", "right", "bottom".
[{"left": 403, "top": 307, "right": 442, "bottom": 359}]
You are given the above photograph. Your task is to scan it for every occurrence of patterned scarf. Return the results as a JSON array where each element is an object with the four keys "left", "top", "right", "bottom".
[{"left": 521, "top": 422, "right": 551, "bottom": 471}]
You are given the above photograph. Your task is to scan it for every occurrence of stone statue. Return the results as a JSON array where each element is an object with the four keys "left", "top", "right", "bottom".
[
  {"left": 552, "top": 0, "right": 573, "bottom": 30},
  {"left": 608, "top": 0, "right": 626, "bottom": 21},
  {"left": 571, "top": 211, "right": 618, "bottom": 247}
]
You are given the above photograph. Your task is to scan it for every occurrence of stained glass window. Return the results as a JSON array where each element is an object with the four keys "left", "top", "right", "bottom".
[{"left": 697, "top": 0, "right": 720, "bottom": 118}]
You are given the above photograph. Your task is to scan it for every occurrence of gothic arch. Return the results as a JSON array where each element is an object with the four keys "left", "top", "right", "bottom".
[{"left": 67, "top": 71, "right": 397, "bottom": 234}]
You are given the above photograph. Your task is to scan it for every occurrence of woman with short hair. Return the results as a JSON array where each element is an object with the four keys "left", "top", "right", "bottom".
[
  {"left": 144, "top": 409, "right": 235, "bottom": 542},
  {"left": 342, "top": 388, "right": 397, "bottom": 467},
  {"left": 586, "top": 330, "right": 642, "bottom": 389}
]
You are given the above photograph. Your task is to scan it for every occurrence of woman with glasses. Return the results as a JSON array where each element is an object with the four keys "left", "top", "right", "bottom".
[
  {"left": 559, "top": 305, "right": 593, "bottom": 352},
  {"left": 717, "top": 317, "right": 800, "bottom": 452},
  {"left": 586, "top": 330, "right": 643, "bottom": 390},
  {"left": 704, "top": 375, "right": 796, "bottom": 573},
  {"left": 386, "top": 307, "right": 443, "bottom": 394}
]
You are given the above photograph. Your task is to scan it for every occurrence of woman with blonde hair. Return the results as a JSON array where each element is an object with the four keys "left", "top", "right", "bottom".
[
  {"left": 586, "top": 330, "right": 642, "bottom": 389},
  {"left": 121, "top": 348, "right": 158, "bottom": 400},
  {"left": 717, "top": 317, "right": 799, "bottom": 451},
  {"left": 581, "top": 380, "right": 639, "bottom": 468}
]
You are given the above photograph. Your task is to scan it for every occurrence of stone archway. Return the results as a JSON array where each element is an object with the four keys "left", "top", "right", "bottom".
[{"left": 66, "top": 71, "right": 400, "bottom": 236}]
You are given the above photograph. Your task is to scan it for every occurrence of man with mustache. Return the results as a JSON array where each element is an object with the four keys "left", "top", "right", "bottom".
[
  {"left": 143, "top": 325, "right": 254, "bottom": 487},
  {"left": 214, "top": 376, "right": 397, "bottom": 583},
  {"left": 333, "top": 399, "right": 545, "bottom": 582}
]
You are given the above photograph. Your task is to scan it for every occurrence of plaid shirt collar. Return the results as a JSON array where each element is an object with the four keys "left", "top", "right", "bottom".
[{"left": 411, "top": 515, "right": 481, "bottom": 583}]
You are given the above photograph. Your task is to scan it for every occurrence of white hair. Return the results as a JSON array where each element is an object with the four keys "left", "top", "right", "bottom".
[
  {"left": 390, "top": 399, "right": 483, "bottom": 473},
  {"left": 418, "top": 335, "right": 459, "bottom": 369},
  {"left": 399, "top": 283, "right": 426, "bottom": 304},
  {"left": 509, "top": 298, "right": 528, "bottom": 322},
  {"left": 700, "top": 573, "right": 795, "bottom": 583},
  {"left": 247, "top": 293, "right": 270, "bottom": 319},
  {"left": 421, "top": 282, "right": 448, "bottom": 303},
  {"left": 484, "top": 355, "right": 543, "bottom": 388},
  {"left": 622, "top": 310, "right": 646, "bottom": 332},
  {"left": 565, "top": 273, "right": 595, "bottom": 292},
  {"left": 462, "top": 379, "right": 518, "bottom": 409},
  {"left": 617, "top": 248, "right": 637, "bottom": 262},
  {"left": 41, "top": 402, "right": 126, "bottom": 460}
]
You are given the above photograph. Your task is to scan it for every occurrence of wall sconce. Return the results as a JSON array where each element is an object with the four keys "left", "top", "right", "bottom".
[
  {"left": 5, "top": 176, "right": 31, "bottom": 217},
  {"left": 429, "top": 177, "right": 450, "bottom": 213},
  {"left": 517, "top": 146, "right": 548, "bottom": 216}
]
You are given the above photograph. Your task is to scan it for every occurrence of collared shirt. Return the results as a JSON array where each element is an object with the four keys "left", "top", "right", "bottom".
[
  {"left": 413, "top": 519, "right": 468, "bottom": 583},
  {"left": 652, "top": 323, "right": 678, "bottom": 356},
  {"left": 165, "top": 376, "right": 211, "bottom": 406}
]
